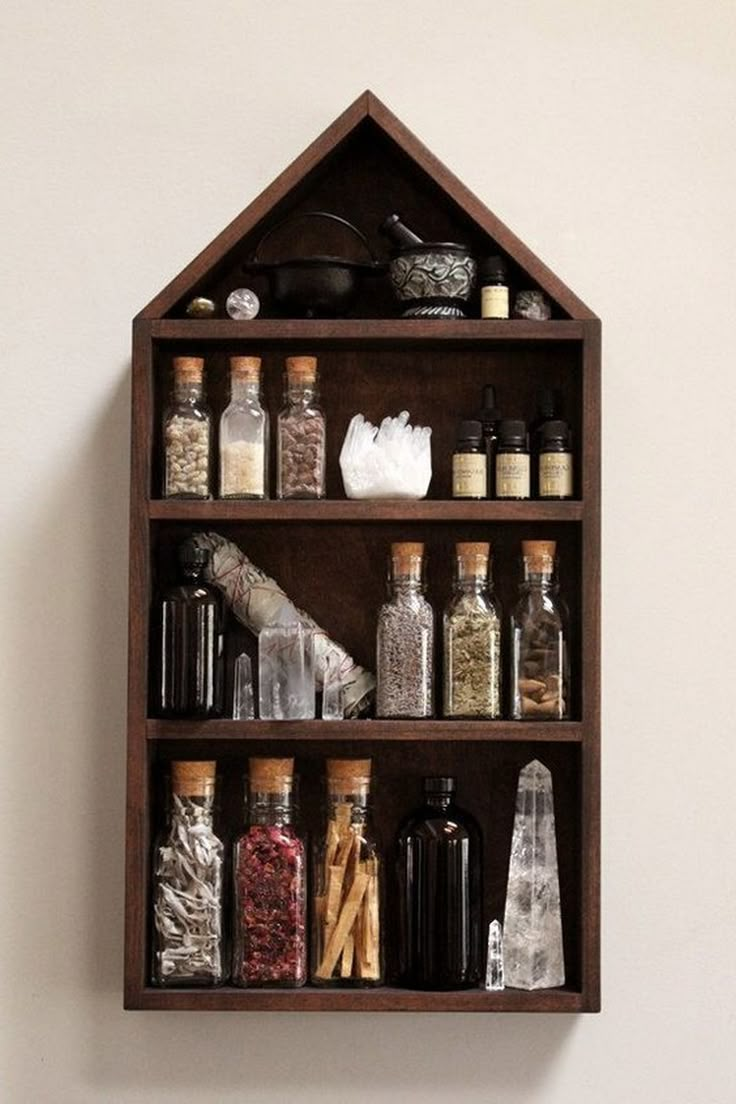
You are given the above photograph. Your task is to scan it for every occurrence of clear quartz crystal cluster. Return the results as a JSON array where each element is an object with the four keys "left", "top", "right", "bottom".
[
  {"left": 503, "top": 760, "right": 565, "bottom": 990},
  {"left": 339, "top": 411, "right": 432, "bottom": 499}
]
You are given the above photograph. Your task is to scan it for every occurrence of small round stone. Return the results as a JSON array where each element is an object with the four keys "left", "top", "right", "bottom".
[
  {"left": 226, "top": 288, "right": 260, "bottom": 320},
  {"left": 185, "top": 297, "right": 217, "bottom": 319}
]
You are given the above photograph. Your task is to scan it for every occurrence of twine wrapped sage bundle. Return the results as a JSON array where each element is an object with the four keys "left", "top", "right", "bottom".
[{"left": 193, "top": 531, "right": 375, "bottom": 717}]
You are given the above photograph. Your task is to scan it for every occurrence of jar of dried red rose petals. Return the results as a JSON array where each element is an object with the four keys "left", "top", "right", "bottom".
[
  {"left": 312, "top": 759, "right": 383, "bottom": 986},
  {"left": 233, "top": 758, "right": 307, "bottom": 987}
]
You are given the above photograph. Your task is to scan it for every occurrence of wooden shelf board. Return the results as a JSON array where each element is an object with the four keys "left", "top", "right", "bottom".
[
  {"left": 130, "top": 984, "right": 587, "bottom": 1013},
  {"left": 150, "top": 319, "right": 586, "bottom": 343},
  {"left": 148, "top": 499, "right": 584, "bottom": 523},
  {"left": 147, "top": 719, "right": 584, "bottom": 742}
]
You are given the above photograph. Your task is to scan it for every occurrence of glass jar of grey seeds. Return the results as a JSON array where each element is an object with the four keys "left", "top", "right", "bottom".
[
  {"left": 376, "top": 542, "right": 434, "bottom": 718},
  {"left": 163, "top": 356, "right": 212, "bottom": 498}
]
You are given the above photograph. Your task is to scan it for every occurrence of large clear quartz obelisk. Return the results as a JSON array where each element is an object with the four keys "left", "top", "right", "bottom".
[{"left": 503, "top": 759, "right": 565, "bottom": 989}]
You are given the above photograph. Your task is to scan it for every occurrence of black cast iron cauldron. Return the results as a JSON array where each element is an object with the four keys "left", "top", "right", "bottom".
[{"left": 243, "top": 211, "right": 386, "bottom": 318}]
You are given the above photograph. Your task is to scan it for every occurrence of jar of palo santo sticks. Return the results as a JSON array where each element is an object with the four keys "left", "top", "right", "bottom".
[{"left": 312, "top": 759, "right": 382, "bottom": 987}]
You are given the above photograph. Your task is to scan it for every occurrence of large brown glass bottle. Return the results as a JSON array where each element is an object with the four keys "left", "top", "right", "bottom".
[
  {"left": 153, "top": 538, "right": 223, "bottom": 717},
  {"left": 397, "top": 776, "right": 482, "bottom": 989}
]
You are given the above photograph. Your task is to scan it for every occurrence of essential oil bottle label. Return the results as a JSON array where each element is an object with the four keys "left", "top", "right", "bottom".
[
  {"left": 453, "top": 453, "right": 487, "bottom": 498},
  {"left": 481, "top": 285, "right": 510, "bottom": 319},
  {"left": 496, "top": 453, "right": 530, "bottom": 498},
  {"left": 539, "top": 452, "right": 573, "bottom": 498}
]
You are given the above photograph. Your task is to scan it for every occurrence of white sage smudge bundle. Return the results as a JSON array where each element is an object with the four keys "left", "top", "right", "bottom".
[
  {"left": 193, "top": 531, "right": 375, "bottom": 717},
  {"left": 339, "top": 410, "right": 432, "bottom": 499},
  {"left": 153, "top": 795, "right": 224, "bottom": 983}
]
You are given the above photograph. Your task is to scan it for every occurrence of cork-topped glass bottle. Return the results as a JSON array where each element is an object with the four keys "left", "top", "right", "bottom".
[
  {"left": 312, "top": 759, "right": 382, "bottom": 987},
  {"left": 510, "top": 540, "right": 569, "bottom": 719},
  {"left": 233, "top": 758, "right": 307, "bottom": 988},
  {"left": 152, "top": 760, "right": 225, "bottom": 986},
  {"left": 276, "top": 356, "right": 326, "bottom": 499},
  {"left": 443, "top": 542, "right": 502, "bottom": 718},
  {"left": 376, "top": 542, "right": 434, "bottom": 718},
  {"left": 163, "top": 356, "right": 212, "bottom": 498},
  {"left": 219, "top": 356, "right": 269, "bottom": 499}
]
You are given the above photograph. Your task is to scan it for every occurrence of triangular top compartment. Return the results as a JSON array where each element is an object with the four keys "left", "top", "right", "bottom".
[{"left": 138, "top": 91, "right": 594, "bottom": 321}]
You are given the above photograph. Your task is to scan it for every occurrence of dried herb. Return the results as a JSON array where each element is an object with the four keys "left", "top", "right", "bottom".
[
  {"left": 444, "top": 607, "right": 501, "bottom": 717},
  {"left": 234, "top": 824, "right": 306, "bottom": 986},
  {"left": 153, "top": 795, "right": 224, "bottom": 984}
]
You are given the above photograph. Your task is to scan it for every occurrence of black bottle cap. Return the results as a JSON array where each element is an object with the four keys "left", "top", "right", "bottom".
[
  {"left": 540, "top": 419, "right": 569, "bottom": 442},
  {"left": 457, "top": 419, "right": 483, "bottom": 444},
  {"left": 178, "top": 538, "right": 210, "bottom": 569},
  {"left": 498, "top": 419, "right": 527, "bottom": 446},
  {"left": 479, "top": 255, "right": 507, "bottom": 281},
  {"left": 424, "top": 776, "right": 456, "bottom": 795}
]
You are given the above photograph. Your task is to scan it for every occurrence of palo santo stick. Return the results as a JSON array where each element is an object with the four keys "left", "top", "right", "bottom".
[
  {"left": 324, "top": 864, "right": 345, "bottom": 935},
  {"left": 316, "top": 871, "right": 369, "bottom": 978},
  {"left": 341, "top": 933, "right": 355, "bottom": 978},
  {"left": 361, "top": 863, "right": 380, "bottom": 979}
]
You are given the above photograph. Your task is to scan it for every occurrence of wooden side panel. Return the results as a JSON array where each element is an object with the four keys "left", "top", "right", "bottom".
[
  {"left": 581, "top": 320, "right": 601, "bottom": 1010},
  {"left": 124, "top": 320, "right": 153, "bottom": 1008}
]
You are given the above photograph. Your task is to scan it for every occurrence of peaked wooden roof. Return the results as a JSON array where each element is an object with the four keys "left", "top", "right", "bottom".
[{"left": 138, "top": 90, "right": 594, "bottom": 320}]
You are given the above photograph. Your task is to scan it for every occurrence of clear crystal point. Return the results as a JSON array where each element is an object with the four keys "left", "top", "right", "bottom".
[
  {"left": 322, "top": 653, "right": 344, "bottom": 720},
  {"left": 232, "top": 652, "right": 255, "bottom": 720},
  {"left": 503, "top": 759, "right": 565, "bottom": 990},
  {"left": 484, "top": 919, "right": 505, "bottom": 991}
]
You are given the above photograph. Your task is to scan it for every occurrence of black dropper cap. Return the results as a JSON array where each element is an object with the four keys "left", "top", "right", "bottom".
[
  {"left": 479, "top": 255, "right": 507, "bottom": 282},
  {"left": 480, "top": 384, "right": 501, "bottom": 417},
  {"left": 498, "top": 419, "right": 528, "bottom": 447},
  {"left": 540, "top": 419, "right": 569, "bottom": 443},
  {"left": 456, "top": 419, "right": 483, "bottom": 445},
  {"left": 178, "top": 538, "right": 210, "bottom": 571},
  {"left": 424, "top": 776, "right": 456, "bottom": 796},
  {"left": 536, "top": 387, "right": 557, "bottom": 420}
]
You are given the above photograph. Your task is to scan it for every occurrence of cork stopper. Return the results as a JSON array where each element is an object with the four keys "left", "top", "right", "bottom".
[
  {"left": 230, "top": 355, "right": 261, "bottom": 380},
  {"left": 456, "top": 541, "right": 490, "bottom": 577},
  {"left": 171, "top": 760, "right": 216, "bottom": 797},
  {"left": 327, "top": 758, "right": 372, "bottom": 793},
  {"left": 391, "top": 541, "right": 424, "bottom": 577},
  {"left": 249, "top": 757, "right": 294, "bottom": 794},
  {"left": 286, "top": 355, "right": 318, "bottom": 382},
  {"left": 173, "top": 356, "right": 204, "bottom": 384},
  {"left": 522, "top": 540, "right": 556, "bottom": 573}
]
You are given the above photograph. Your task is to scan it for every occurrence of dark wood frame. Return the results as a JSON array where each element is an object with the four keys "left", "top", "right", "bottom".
[{"left": 125, "top": 92, "right": 600, "bottom": 1013}]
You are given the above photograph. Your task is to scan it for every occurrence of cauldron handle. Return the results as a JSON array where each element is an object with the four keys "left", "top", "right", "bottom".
[{"left": 249, "top": 211, "right": 377, "bottom": 263}]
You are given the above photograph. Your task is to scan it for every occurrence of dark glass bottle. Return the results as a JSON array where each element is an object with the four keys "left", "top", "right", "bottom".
[
  {"left": 154, "top": 539, "right": 224, "bottom": 717},
  {"left": 397, "top": 777, "right": 482, "bottom": 990},
  {"left": 530, "top": 387, "right": 559, "bottom": 445},
  {"left": 495, "top": 419, "right": 530, "bottom": 499},
  {"left": 539, "top": 419, "right": 573, "bottom": 500},
  {"left": 479, "top": 256, "right": 509, "bottom": 319},
  {"left": 478, "top": 385, "right": 502, "bottom": 497},
  {"left": 452, "top": 419, "right": 486, "bottom": 499}
]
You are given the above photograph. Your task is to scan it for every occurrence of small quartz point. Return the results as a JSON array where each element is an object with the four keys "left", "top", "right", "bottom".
[
  {"left": 232, "top": 652, "right": 255, "bottom": 720},
  {"left": 503, "top": 759, "right": 565, "bottom": 990},
  {"left": 484, "top": 919, "right": 505, "bottom": 991},
  {"left": 322, "top": 654, "right": 344, "bottom": 720}
]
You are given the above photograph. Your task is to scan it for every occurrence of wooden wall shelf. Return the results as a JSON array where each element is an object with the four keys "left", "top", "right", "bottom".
[
  {"left": 146, "top": 720, "right": 585, "bottom": 743},
  {"left": 126, "top": 91, "right": 600, "bottom": 1014},
  {"left": 148, "top": 499, "right": 584, "bottom": 523}
]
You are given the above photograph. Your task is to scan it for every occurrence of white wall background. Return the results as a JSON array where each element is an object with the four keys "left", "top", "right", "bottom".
[{"left": 2, "top": 1, "right": 735, "bottom": 1101}]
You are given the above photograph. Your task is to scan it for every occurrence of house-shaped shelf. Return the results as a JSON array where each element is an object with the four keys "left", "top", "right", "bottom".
[{"left": 126, "top": 91, "right": 601, "bottom": 1012}]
